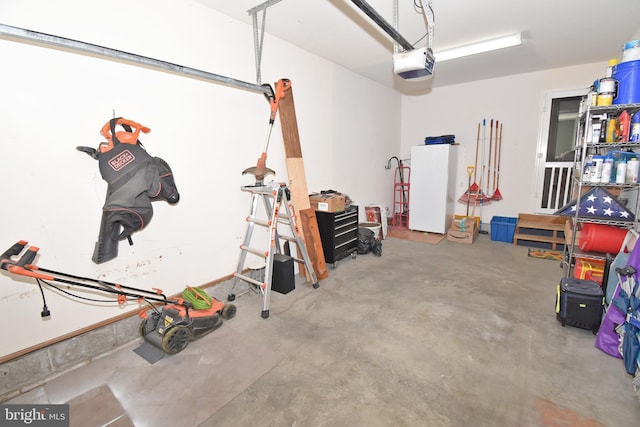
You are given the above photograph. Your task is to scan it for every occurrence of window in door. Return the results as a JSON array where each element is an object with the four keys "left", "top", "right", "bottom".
[
  {"left": 535, "top": 90, "right": 586, "bottom": 213},
  {"left": 547, "top": 96, "right": 581, "bottom": 162}
]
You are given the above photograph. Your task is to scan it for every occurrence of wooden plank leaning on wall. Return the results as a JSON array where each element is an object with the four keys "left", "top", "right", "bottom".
[{"left": 277, "top": 79, "right": 328, "bottom": 280}]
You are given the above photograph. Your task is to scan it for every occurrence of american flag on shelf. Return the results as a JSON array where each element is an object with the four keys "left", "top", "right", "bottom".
[{"left": 555, "top": 187, "right": 635, "bottom": 221}]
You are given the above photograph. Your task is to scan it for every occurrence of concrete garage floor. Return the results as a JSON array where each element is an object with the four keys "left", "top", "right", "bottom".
[{"left": 7, "top": 234, "right": 640, "bottom": 426}]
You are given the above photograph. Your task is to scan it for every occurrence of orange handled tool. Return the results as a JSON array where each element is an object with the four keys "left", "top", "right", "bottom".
[
  {"left": 244, "top": 79, "right": 289, "bottom": 184},
  {"left": 98, "top": 118, "right": 151, "bottom": 153},
  {"left": 0, "top": 241, "right": 54, "bottom": 280}
]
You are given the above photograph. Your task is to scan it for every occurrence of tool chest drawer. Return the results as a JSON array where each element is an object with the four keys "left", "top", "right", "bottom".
[{"left": 315, "top": 205, "right": 358, "bottom": 267}]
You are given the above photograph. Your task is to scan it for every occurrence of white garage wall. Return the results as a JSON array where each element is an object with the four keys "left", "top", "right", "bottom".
[
  {"left": 0, "top": 0, "right": 401, "bottom": 358},
  {"left": 400, "top": 62, "right": 603, "bottom": 228}
]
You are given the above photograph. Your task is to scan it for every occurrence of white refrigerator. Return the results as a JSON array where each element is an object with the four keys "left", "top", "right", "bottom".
[{"left": 408, "top": 144, "right": 457, "bottom": 234}]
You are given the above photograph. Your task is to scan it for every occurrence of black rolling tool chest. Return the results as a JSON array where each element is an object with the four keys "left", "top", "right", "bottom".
[{"left": 315, "top": 205, "right": 359, "bottom": 268}]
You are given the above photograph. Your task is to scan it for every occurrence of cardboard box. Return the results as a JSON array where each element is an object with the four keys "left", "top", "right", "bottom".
[
  {"left": 454, "top": 214, "right": 480, "bottom": 229},
  {"left": 309, "top": 193, "right": 346, "bottom": 212},
  {"left": 446, "top": 218, "right": 479, "bottom": 244}
]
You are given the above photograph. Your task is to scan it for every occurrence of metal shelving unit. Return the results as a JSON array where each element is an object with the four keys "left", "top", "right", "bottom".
[{"left": 563, "top": 101, "right": 640, "bottom": 273}]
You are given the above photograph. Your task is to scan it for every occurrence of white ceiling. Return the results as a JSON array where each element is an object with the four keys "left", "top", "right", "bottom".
[{"left": 197, "top": 0, "right": 640, "bottom": 95}]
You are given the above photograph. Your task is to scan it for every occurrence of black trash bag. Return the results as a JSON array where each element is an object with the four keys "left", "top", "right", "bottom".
[
  {"left": 371, "top": 239, "right": 382, "bottom": 257},
  {"left": 357, "top": 228, "right": 374, "bottom": 254},
  {"left": 357, "top": 228, "right": 382, "bottom": 256}
]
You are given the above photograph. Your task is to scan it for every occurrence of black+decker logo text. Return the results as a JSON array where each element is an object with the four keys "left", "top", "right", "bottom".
[{"left": 108, "top": 150, "right": 135, "bottom": 172}]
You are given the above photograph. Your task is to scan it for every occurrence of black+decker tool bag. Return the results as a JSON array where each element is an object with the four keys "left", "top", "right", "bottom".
[{"left": 77, "top": 118, "right": 179, "bottom": 264}]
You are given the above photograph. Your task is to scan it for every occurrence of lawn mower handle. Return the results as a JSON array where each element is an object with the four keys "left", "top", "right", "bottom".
[
  {"left": 0, "top": 240, "right": 32, "bottom": 271},
  {"left": 1, "top": 240, "right": 28, "bottom": 260},
  {"left": 1, "top": 241, "right": 192, "bottom": 307},
  {"left": 0, "top": 241, "right": 55, "bottom": 280}
]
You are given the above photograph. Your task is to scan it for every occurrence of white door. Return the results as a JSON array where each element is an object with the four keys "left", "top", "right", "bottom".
[{"left": 534, "top": 89, "right": 587, "bottom": 213}]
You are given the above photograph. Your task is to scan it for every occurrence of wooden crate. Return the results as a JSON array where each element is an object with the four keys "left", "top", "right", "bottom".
[{"left": 513, "top": 213, "right": 567, "bottom": 250}]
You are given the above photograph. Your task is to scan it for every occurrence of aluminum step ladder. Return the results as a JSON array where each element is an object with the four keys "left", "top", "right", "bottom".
[{"left": 228, "top": 181, "right": 319, "bottom": 318}]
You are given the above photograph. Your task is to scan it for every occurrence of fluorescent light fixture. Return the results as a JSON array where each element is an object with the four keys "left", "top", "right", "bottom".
[{"left": 434, "top": 33, "right": 522, "bottom": 62}]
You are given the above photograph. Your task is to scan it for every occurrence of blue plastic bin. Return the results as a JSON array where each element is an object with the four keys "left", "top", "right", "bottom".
[{"left": 491, "top": 216, "right": 517, "bottom": 243}]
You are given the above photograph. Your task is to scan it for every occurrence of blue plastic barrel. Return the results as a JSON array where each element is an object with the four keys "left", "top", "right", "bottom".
[{"left": 613, "top": 60, "right": 640, "bottom": 104}]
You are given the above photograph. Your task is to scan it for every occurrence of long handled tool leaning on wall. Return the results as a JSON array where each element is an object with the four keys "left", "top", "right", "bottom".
[
  {"left": 460, "top": 119, "right": 505, "bottom": 233},
  {"left": 491, "top": 121, "right": 504, "bottom": 201},
  {"left": 242, "top": 80, "right": 287, "bottom": 185},
  {"left": 476, "top": 119, "right": 491, "bottom": 233}
]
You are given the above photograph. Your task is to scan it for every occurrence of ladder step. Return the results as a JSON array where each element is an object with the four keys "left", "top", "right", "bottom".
[
  {"left": 291, "top": 256, "right": 305, "bottom": 265},
  {"left": 241, "top": 185, "right": 277, "bottom": 196},
  {"left": 240, "top": 245, "right": 267, "bottom": 258},
  {"left": 234, "top": 272, "right": 265, "bottom": 289},
  {"left": 247, "top": 218, "right": 271, "bottom": 227}
]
